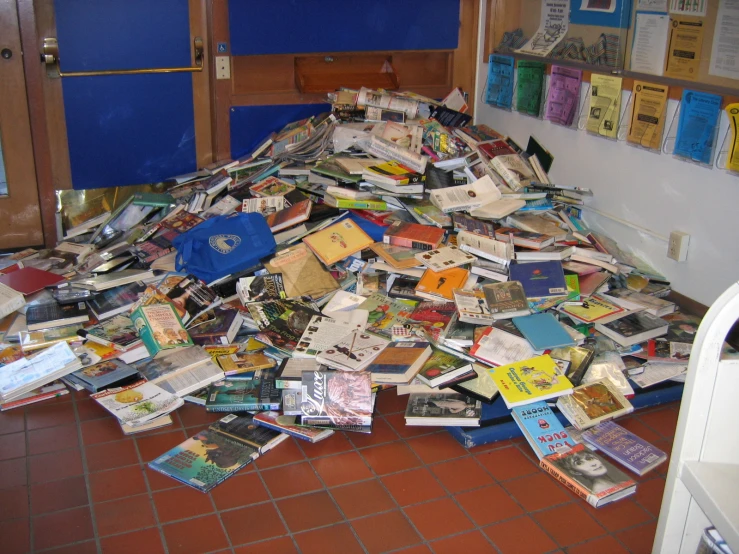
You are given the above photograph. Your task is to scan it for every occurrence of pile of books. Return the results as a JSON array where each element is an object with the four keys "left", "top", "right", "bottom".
[{"left": 0, "top": 85, "right": 722, "bottom": 500}]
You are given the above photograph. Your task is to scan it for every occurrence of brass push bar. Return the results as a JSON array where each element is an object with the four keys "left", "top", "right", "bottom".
[{"left": 42, "top": 37, "right": 204, "bottom": 78}]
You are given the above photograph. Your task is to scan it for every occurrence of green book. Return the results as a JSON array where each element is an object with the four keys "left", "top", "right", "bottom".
[
  {"left": 516, "top": 61, "right": 546, "bottom": 117},
  {"left": 132, "top": 192, "right": 175, "bottom": 207},
  {"left": 205, "top": 378, "right": 282, "bottom": 412},
  {"left": 131, "top": 303, "right": 193, "bottom": 359}
]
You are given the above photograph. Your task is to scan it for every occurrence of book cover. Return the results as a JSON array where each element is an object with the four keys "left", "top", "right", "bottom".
[
  {"left": 264, "top": 244, "right": 340, "bottom": 299},
  {"left": 0, "top": 267, "right": 65, "bottom": 295},
  {"left": 540, "top": 443, "right": 636, "bottom": 508},
  {"left": 414, "top": 246, "right": 476, "bottom": 272},
  {"left": 274, "top": 358, "right": 320, "bottom": 389},
  {"left": 359, "top": 293, "right": 418, "bottom": 339},
  {"left": 509, "top": 261, "right": 567, "bottom": 298},
  {"left": 416, "top": 347, "right": 473, "bottom": 387},
  {"left": 303, "top": 219, "right": 374, "bottom": 266},
  {"left": 383, "top": 221, "right": 445, "bottom": 251},
  {"left": 294, "top": 313, "right": 368, "bottom": 358},
  {"left": 370, "top": 242, "right": 425, "bottom": 270},
  {"left": 68, "top": 359, "right": 139, "bottom": 393},
  {"left": 188, "top": 308, "right": 242, "bottom": 346},
  {"left": 254, "top": 301, "right": 322, "bottom": 354},
  {"left": 495, "top": 227, "right": 554, "bottom": 250},
  {"left": 449, "top": 363, "right": 500, "bottom": 404},
  {"left": 205, "top": 378, "right": 281, "bottom": 412},
  {"left": 264, "top": 199, "right": 313, "bottom": 233},
  {"left": 161, "top": 211, "right": 204, "bottom": 233},
  {"left": 469, "top": 326, "right": 537, "bottom": 367},
  {"left": 581, "top": 420, "right": 667, "bottom": 476},
  {"left": 25, "top": 301, "right": 89, "bottom": 331},
  {"left": 242, "top": 196, "right": 285, "bottom": 216},
  {"left": 253, "top": 411, "right": 334, "bottom": 443},
  {"left": 363, "top": 160, "right": 425, "bottom": 185},
  {"left": 236, "top": 274, "right": 286, "bottom": 304},
  {"left": 559, "top": 295, "right": 625, "bottom": 323},
  {"left": 300, "top": 370, "right": 373, "bottom": 431},
  {"left": 78, "top": 314, "right": 140, "bottom": 350},
  {"left": 556, "top": 379, "right": 633, "bottom": 430},
  {"left": 249, "top": 176, "right": 296, "bottom": 197},
  {"left": 482, "top": 281, "right": 529, "bottom": 315},
  {"left": 209, "top": 414, "right": 285, "bottom": 453},
  {"left": 164, "top": 275, "right": 220, "bottom": 325},
  {"left": 596, "top": 312, "right": 668, "bottom": 346},
  {"left": 404, "top": 393, "right": 481, "bottom": 426},
  {"left": 92, "top": 379, "right": 183, "bottom": 426},
  {"left": 365, "top": 342, "right": 433, "bottom": 384},
  {"left": 315, "top": 330, "right": 389, "bottom": 372},
  {"left": 548, "top": 345, "right": 595, "bottom": 387},
  {"left": 512, "top": 313, "right": 575, "bottom": 350},
  {"left": 216, "top": 352, "right": 276, "bottom": 376},
  {"left": 148, "top": 428, "right": 258, "bottom": 492},
  {"left": 512, "top": 401, "right": 577, "bottom": 459},
  {"left": 488, "top": 354, "right": 573, "bottom": 408},
  {"left": 415, "top": 267, "right": 469, "bottom": 301},
  {"left": 131, "top": 303, "right": 193, "bottom": 358},
  {"left": 87, "top": 282, "right": 147, "bottom": 319},
  {"left": 407, "top": 301, "right": 457, "bottom": 341}
]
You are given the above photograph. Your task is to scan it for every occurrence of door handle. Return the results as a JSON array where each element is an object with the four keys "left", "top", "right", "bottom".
[{"left": 41, "top": 37, "right": 203, "bottom": 78}]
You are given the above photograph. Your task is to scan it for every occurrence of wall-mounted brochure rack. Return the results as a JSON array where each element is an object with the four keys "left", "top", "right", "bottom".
[
  {"left": 618, "top": 91, "right": 666, "bottom": 154},
  {"left": 484, "top": 54, "right": 515, "bottom": 111},
  {"left": 542, "top": 77, "right": 587, "bottom": 131},
  {"left": 513, "top": 61, "right": 547, "bottom": 119},
  {"left": 714, "top": 126, "right": 739, "bottom": 177},
  {"left": 662, "top": 102, "right": 721, "bottom": 169}
]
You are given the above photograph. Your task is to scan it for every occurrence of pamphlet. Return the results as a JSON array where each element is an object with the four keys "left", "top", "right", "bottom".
[
  {"left": 709, "top": 0, "right": 739, "bottom": 80},
  {"left": 631, "top": 12, "right": 670, "bottom": 76},
  {"left": 545, "top": 66, "right": 583, "bottom": 126},
  {"left": 485, "top": 55, "right": 515, "bottom": 109},
  {"left": 673, "top": 90, "right": 722, "bottom": 164},
  {"left": 664, "top": 16, "right": 704, "bottom": 80},
  {"left": 586, "top": 74, "right": 622, "bottom": 138},
  {"left": 517, "top": 0, "right": 570, "bottom": 57},
  {"left": 627, "top": 81, "right": 669, "bottom": 150}
]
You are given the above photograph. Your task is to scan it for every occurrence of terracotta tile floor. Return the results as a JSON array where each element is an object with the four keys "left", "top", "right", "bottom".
[{"left": 0, "top": 389, "right": 679, "bottom": 553}]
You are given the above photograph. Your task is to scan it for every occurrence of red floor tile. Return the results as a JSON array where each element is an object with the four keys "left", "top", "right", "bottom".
[
  {"left": 163, "top": 514, "right": 230, "bottom": 554},
  {"left": 94, "top": 495, "right": 157, "bottom": 537},
  {"left": 585, "top": 497, "right": 653, "bottom": 532},
  {"left": 85, "top": 439, "right": 139, "bottom": 472},
  {"left": 0, "top": 432, "right": 25, "bottom": 460},
  {"left": 297, "top": 431, "right": 354, "bottom": 459},
  {"left": 100, "top": 527, "right": 166, "bottom": 554},
  {"left": 29, "top": 448, "right": 83, "bottom": 483},
  {"left": 75, "top": 398, "right": 111, "bottom": 422},
  {"left": 455, "top": 483, "right": 524, "bottom": 526},
  {"left": 382, "top": 467, "right": 447, "bottom": 506},
  {"left": 234, "top": 537, "right": 297, "bottom": 554},
  {"left": 153, "top": 485, "right": 215, "bottom": 522},
  {"left": 25, "top": 401, "right": 76, "bottom": 430},
  {"left": 385, "top": 412, "right": 441, "bottom": 439},
  {"left": 311, "top": 451, "right": 373, "bottom": 487},
  {"left": 351, "top": 510, "right": 422, "bottom": 554},
  {"left": 41, "top": 541, "right": 99, "bottom": 554},
  {"left": 431, "top": 456, "right": 495, "bottom": 493},
  {"left": 0, "top": 485, "right": 28, "bottom": 521},
  {"left": 615, "top": 521, "right": 658, "bottom": 554},
  {"left": 254, "top": 437, "right": 306, "bottom": 469},
  {"left": 331, "top": 479, "right": 395, "bottom": 519},
  {"left": 393, "top": 547, "right": 433, "bottom": 554},
  {"left": 220, "top": 503, "right": 286, "bottom": 545},
  {"left": 33, "top": 506, "right": 95, "bottom": 550},
  {"left": 136, "top": 430, "right": 188, "bottom": 463},
  {"left": 0, "top": 409, "right": 25, "bottom": 435},
  {"left": 475, "top": 445, "right": 539, "bottom": 481},
  {"left": 176, "top": 403, "right": 223, "bottom": 428},
  {"left": 431, "top": 530, "right": 497, "bottom": 553},
  {"left": 638, "top": 408, "right": 679, "bottom": 439},
  {"left": 28, "top": 424, "right": 79, "bottom": 456},
  {"left": 0, "top": 457, "right": 26, "bottom": 489},
  {"left": 636, "top": 477, "right": 666, "bottom": 517},
  {"left": 145, "top": 465, "right": 183, "bottom": 491},
  {"left": 31, "top": 475, "right": 89, "bottom": 514},
  {"left": 210, "top": 470, "right": 270, "bottom": 511},
  {"left": 406, "top": 432, "right": 468, "bottom": 464},
  {"left": 81, "top": 417, "right": 127, "bottom": 445},
  {"left": 484, "top": 515, "right": 559, "bottom": 554},
  {"left": 294, "top": 523, "right": 364, "bottom": 554},
  {"left": 567, "top": 534, "right": 631, "bottom": 554},
  {"left": 261, "top": 461, "right": 323, "bottom": 498},
  {"left": 89, "top": 465, "right": 148, "bottom": 503},
  {"left": 360, "top": 441, "right": 422, "bottom": 475},
  {"left": 0, "top": 519, "right": 30, "bottom": 554},
  {"left": 375, "top": 390, "right": 410, "bottom": 414},
  {"left": 502, "top": 472, "right": 573, "bottom": 512},
  {"left": 348, "top": 416, "right": 399, "bottom": 449},
  {"left": 403, "top": 497, "right": 475, "bottom": 540},
  {"left": 617, "top": 416, "right": 664, "bottom": 445},
  {"left": 276, "top": 490, "right": 344, "bottom": 533},
  {"left": 534, "top": 502, "right": 607, "bottom": 547}
]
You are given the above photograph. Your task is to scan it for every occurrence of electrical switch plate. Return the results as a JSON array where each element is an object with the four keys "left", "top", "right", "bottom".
[
  {"left": 215, "top": 56, "right": 230, "bottom": 80},
  {"left": 668, "top": 231, "right": 690, "bottom": 262}
]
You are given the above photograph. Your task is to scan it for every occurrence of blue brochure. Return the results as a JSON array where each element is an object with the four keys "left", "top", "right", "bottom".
[
  {"left": 485, "top": 55, "right": 515, "bottom": 109},
  {"left": 674, "top": 90, "right": 722, "bottom": 165}
]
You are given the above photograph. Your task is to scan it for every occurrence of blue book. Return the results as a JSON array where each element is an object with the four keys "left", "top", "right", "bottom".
[
  {"left": 512, "top": 313, "right": 575, "bottom": 350},
  {"left": 508, "top": 261, "right": 567, "bottom": 298},
  {"left": 511, "top": 401, "right": 577, "bottom": 459}
]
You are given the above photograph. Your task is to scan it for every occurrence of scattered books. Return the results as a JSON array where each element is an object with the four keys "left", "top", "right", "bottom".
[{"left": 405, "top": 393, "right": 482, "bottom": 426}]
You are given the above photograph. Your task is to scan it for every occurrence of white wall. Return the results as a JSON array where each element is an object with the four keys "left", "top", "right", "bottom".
[{"left": 474, "top": 3, "right": 739, "bottom": 306}]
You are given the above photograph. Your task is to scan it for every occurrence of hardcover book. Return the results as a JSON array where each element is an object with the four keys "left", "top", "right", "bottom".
[
  {"left": 303, "top": 219, "right": 374, "bottom": 266},
  {"left": 488, "top": 354, "right": 574, "bottom": 408},
  {"left": 405, "top": 392, "right": 482, "bottom": 427},
  {"left": 300, "top": 370, "right": 373, "bottom": 432},
  {"left": 556, "top": 379, "right": 634, "bottom": 430},
  {"left": 540, "top": 443, "right": 636, "bottom": 508},
  {"left": 253, "top": 410, "right": 334, "bottom": 443},
  {"left": 508, "top": 261, "right": 567, "bottom": 298},
  {"left": 581, "top": 420, "right": 667, "bottom": 475},
  {"left": 512, "top": 312, "right": 576, "bottom": 350},
  {"left": 131, "top": 303, "right": 193, "bottom": 359},
  {"left": 415, "top": 347, "right": 473, "bottom": 388},
  {"left": 482, "top": 281, "right": 530, "bottom": 317},
  {"left": 512, "top": 401, "right": 577, "bottom": 459},
  {"left": 382, "top": 220, "right": 445, "bottom": 251},
  {"left": 264, "top": 199, "right": 313, "bottom": 233},
  {"left": 205, "top": 378, "right": 282, "bottom": 412},
  {"left": 365, "top": 341, "right": 433, "bottom": 384}
]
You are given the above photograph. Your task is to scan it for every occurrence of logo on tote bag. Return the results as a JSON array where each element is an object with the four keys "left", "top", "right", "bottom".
[{"left": 209, "top": 234, "right": 241, "bottom": 254}]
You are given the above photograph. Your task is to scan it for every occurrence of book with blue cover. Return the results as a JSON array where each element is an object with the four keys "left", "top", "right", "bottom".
[
  {"left": 581, "top": 420, "right": 667, "bottom": 476},
  {"left": 511, "top": 401, "right": 577, "bottom": 459},
  {"left": 512, "top": 312, "right": 575, "bottom": 350},
  {"left": 508, "top": 261, "right": 567, "bottom": 298}
]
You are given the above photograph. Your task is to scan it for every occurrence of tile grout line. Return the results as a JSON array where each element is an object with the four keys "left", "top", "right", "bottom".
[
  {"left": 250, "top": 458, "right": 303, "bottom": 552},
  {"left": 70, "top": 391, "right": 103, "bottom": 553}
]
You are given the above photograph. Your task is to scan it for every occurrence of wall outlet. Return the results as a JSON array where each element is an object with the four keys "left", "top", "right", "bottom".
[
  {"left": 668, "top": 231, "right": 690, "bottom": 262},
  {"left": 215, "top": 56, "right": 230, "bottom": 80}
]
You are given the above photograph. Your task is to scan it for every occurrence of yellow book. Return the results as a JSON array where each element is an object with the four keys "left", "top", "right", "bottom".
[
  {"left": 487, "top": 354, "right": 573, "bottom": 408},
  {"left": 559, "top": 295, "right": 625, "bottom": 323},
  {"left": 302, "top": 219, "right": 374, "bottom": 266},
  {"left": 727, "top": 103, "right": 739, "bottom": 173}
]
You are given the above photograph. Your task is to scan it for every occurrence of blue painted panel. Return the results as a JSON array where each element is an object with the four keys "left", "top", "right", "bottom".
[
  {"left": 54, "top": 0, "right": 196, "bottom": 189},
  {"left": 569, "top": 0, "right": 633, "bottom": 28},
  {"left": 229, "top": 0, "right": 460, "bottom": 56},
  {"left": 230, "top": 104, "right": 331, "bottom": 160}
]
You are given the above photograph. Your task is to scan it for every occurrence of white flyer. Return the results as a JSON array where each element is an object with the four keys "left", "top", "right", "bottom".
[
  {"left": 516, "top": 0, "right": 570, "bottom": 57},
  {"left": 709, "top": 0, "right": 739, "bottom": 80},
  {"left": 630, "top": 12, "right": 670, "bottom": 75},
  {"left": 637, "top": 0, "right": 668, "bottom": 11}
]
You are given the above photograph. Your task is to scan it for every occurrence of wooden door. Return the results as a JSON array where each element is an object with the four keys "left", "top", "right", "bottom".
[{"left": 0, "top": 0, "right": 44, "bottom": 248}]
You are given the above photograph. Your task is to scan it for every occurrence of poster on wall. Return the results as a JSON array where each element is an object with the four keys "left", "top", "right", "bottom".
[
  {"left": 709, "top": 0, "right": 739, "bottom": 80},
  {"left": 668, "top": 0, "right": 707, "bottom": 17},
  {"left": 516, "top": 0, "right": 570, "bottom": 57},
  {"left": 580, "top": 0, "right": 616, "bottom": 13}
]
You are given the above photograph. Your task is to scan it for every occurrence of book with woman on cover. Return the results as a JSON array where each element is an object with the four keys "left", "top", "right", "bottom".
[{"left": 299, "top": 370, "right": 373, "bottom": 432}]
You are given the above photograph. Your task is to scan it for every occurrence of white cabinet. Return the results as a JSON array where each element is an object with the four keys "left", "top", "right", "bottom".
[{"left": 653, "top": 282, "right": 739, "bottom": 554}]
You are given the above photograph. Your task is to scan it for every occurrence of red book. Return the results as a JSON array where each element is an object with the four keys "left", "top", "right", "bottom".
[
  {"left": 0, "top": 267, "right": 65, "bottom": 295},
  {"left": 382, "top": 221, "right": 445, "bottom": 251}
]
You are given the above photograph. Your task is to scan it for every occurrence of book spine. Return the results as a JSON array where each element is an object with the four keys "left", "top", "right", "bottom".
[
  {"left": 333, "top": 198, "right": 387, "bottom": 211},
  {"left": 384, "top": 236, "right": 434, "bottom": 251},
  {"left": 275, "top": 379, "right": 301, "bottom": 390},
  {"left": 539, "top": 459, "right": 590, "bottom": 503}
]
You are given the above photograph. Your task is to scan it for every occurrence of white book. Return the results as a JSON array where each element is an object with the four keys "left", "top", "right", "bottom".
[
  {"left": 92, "top": 379, "right": 183, "bottom": 427},
  {"left": 414, "top": 246, "right": 476, "bottom": 272},
  {"left": 0, "top": 341, "right": 82, "bottom": 401},
  {"left": 316, "top": 330, "right": 390, "bottom": 371},
  {"left": 242, "top": 196, "right": 285, "bottom": 215},
  {"left": 201, "top": 195, "right": 240, "bottom": 219},
  {"left": 470, "top": 328, "right": 540, "bottom": 366},
  {"left": 0, "top": 283, "right": 26, "bottom": 320},
  {"left": 362, "top": 135, "right": 428, "bottom": 174},
  {"left": 429, "top": 175, "right": 500, "bottom": 213},
  {"left": 453, "top": 289, "right": 495, "bottom": 325},
  {"left": 294, "top": 313, "right": 368, "bottom": 359},
  {"left": 457, "top": 231, "right": 513, "bottom": 264}
]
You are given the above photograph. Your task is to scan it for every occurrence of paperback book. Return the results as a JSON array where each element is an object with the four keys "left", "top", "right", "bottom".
[
  {"left": 581, "top": 420, "right": 666, "bottom": 475},
  {"left": 300, "top": 370, "right": 373, "bottom": 432},
  {"left": 365, "top": 341, "right": 433, "bottom": 384},
  {"left": 556, "top": 379, "right": 634, "bottom": 430},
  {"left": 254, "top": 411, "right": 334, "bottom": 443},
  {"left": 405, "top": 393, "right": 482, "bottom": 426},
  {"left": 415, "top": 347, "right": 474, "bottom": 388},
  {"left": 488, "top": 354, "right": 573, "bottom": 408},
  {"left": 92, "top": 379, "right": 183, "bottom": 427},
  {"left": 205, "top": 378, "right": 282, "bottom": 412},
  {"left": 512, "top": 401, "right": 577, "bottom": 459},
  {"left": 131, "top": 303, "right": 193, "bottom": 358}
]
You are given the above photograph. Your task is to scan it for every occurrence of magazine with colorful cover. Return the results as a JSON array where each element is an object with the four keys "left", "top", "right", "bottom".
[
  {"left": 92, "top": 379, "right": 183, "bottom": 427},
  {"left": 299, "top": 370, "right": 373, "bottom": 432},
  {"left": 148, "top": 428, "right": 258, "bottom": 492}
]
